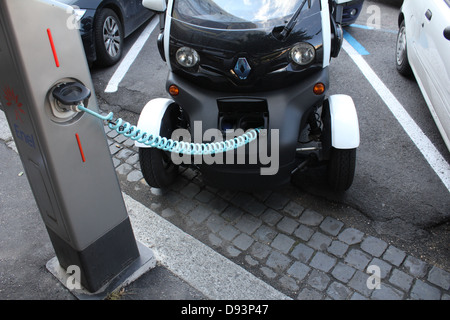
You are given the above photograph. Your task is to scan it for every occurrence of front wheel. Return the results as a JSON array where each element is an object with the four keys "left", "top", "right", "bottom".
[
  {"left": 396, "top": 21, "right": 412, "bottom": 77},
  {"left": 327, "top": 148, "right": 356, "bottom": 192},
  {"left": 139, "top": 148, "right": 178, "bottom": 189},
  {"left": 94, "top": 9, "right": 123, "bottom": 67}
]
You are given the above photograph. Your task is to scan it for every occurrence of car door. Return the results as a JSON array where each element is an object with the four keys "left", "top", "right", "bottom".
[
  {"left": 405, "top": 0, "right": 431, "bottom": 96},
  {"left": 112, "top": 0, "right": 136, "bottom": 36},
  {"left": 127, "top": 0, "right": 141, "bottom": 17},
  {"left": 119, "top": 0, "right": 150, "bottom": 36},
  {"left": 416, "top": 0, "right": 450, "bottom": 148},
  {"left": 133, "top": 0, "right": 153, "bottom": 27}
]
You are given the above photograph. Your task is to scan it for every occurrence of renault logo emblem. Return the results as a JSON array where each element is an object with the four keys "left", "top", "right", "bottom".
[{"left": 234, "top": 57, "right": 251, "bottom": 80}]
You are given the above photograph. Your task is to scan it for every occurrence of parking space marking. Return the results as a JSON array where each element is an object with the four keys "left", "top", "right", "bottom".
[
  {"left": 105, "top": 17, "right": 159, "bottom": 93},
  {"left": 349, "top": 24, "right": 398, "bottom": 34},
  {"left": 343, "top": 39, "right": 450, "bottom": 192},
  {"left": 344, "top": 30, "right": 370, "bottom": 55}
]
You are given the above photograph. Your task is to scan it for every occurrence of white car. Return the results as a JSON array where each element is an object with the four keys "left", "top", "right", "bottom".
[{"left": 396, "top": 0, "right": 450, "bottom": 151}]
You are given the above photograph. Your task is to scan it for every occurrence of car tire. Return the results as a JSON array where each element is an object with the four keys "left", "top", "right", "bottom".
[
  {"left": 139, "top": 148, "right": 179, "bottom": 189},
  {"left": 327, "top": 148, "right": 356, "bottom": 192},
  {"left": 94, "top": 9, "right": 123, "bottom": 67},
  {"left": 396, "top": 21, "right": 413, "bottom": 77}
]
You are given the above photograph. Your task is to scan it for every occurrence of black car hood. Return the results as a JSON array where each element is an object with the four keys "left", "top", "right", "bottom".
[{"left": 168, "top": 2, "right": 324, "bottom": 92}]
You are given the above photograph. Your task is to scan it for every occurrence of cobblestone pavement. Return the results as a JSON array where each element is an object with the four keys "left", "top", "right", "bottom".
[
  {"left": 103, "top": 122, "right": 450, "bottom": 301},
  {"left": 1, "top": 108, "right": 448, "bottom": 300}
]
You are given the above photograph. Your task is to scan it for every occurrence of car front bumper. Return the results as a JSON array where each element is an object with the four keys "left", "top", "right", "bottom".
[{"left": 165, "top": 68, "right": 330, "bottom": 190}]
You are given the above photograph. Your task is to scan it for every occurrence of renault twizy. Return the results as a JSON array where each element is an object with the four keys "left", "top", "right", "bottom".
[{"left": 137, "top": 0, "right": 360, "bottom": 191}]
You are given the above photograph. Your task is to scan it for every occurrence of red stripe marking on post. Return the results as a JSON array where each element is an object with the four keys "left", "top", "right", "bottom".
[
  {"left": 75, "top": 133, "right": 86, "bottom": 163},
  {"left": 47, "top": 28, "right": 60, "bottom": 68}
]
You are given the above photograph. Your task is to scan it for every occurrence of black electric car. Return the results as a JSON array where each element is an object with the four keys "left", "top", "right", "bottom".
[{"left": 136, "top": 0, "right": 360, "bottom": 192}]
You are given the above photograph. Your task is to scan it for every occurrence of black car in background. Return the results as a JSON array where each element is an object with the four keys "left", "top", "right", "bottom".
[
  {"left": 59, "top": 0, "right": 153, "bottom": 66},
  {"left": 342, "top": 0, "right": 364, "bottom": 26}
]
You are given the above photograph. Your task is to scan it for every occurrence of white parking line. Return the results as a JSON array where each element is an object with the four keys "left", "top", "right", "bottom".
[
  {"left": 342, "top": 40, "right": 450, "bottom": 192},
  {"left": 105, "top": 17, "right": 159, "bottom": 93}
]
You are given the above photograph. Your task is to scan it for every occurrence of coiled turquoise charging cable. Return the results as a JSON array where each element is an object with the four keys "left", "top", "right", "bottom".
[{"left": 77, "top": 104, "right": 261, "bottom": 155}]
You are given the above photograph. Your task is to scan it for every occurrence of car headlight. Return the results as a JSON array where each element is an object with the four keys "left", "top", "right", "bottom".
[
  {"left": 176, "top": 47, "right": 200, "bottom": 68},
  {"left": 290, "top": 43, "right": 316, "bottom": 66}
]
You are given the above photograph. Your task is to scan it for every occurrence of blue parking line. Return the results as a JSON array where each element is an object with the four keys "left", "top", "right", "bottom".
[
  {"left": 350, "top": 23, "right": 374, "bottom": 30},
  {"left": 343, "top": 30, "right": 370, "bottom": 56},
  {"left": 350, "top": 23, "right": 398, "bottom": 34}
]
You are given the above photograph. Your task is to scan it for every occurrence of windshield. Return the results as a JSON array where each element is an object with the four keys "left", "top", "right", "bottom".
[{"left": 172, "top": 0, "right": 305, "bottom": 29}]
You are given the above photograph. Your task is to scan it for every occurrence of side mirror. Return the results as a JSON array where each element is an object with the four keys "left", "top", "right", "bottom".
[
  {"left": 444, "top": 26, "right": 450, "bottom": 41},
  {"left": 142, "top": 0, "right": 166, "bottom": 12},
  {"left": 331, "top": 19, "right": 344, "bottom": 58}
]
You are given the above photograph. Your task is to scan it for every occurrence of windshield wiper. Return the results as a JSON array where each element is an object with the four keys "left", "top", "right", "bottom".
[{"left": 279, "top": 0, "right": 311, "bottom": 40}]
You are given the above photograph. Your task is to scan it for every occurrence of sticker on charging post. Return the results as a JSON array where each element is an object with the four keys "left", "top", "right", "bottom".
[
  {"left": 3, "top": 86, "right": 25, "bottom": 123},
  {"left": 13, "top": 123, "right": 36, "bottom": 149},
  {"left": 3, "top": 85, "right": 37, "bottom": 150}
]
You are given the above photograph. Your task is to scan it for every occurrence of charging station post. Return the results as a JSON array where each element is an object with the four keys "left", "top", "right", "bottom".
[{"left": 0, "top": 0, "right": 155, "bottom": 297}]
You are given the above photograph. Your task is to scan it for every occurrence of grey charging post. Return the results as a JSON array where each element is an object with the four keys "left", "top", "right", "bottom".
[{"left": 0, "top": 0, "right": 155, "bottom": 298}]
